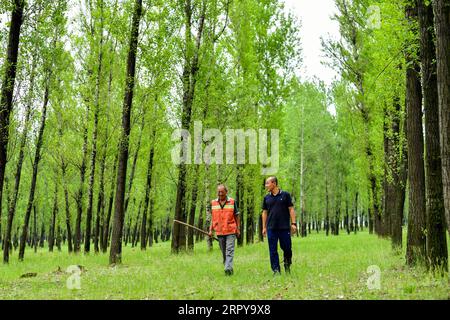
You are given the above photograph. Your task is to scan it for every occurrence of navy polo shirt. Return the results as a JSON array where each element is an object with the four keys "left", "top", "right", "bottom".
[{"left": 262, "top": 190, "right": 293, "bottom": 230}]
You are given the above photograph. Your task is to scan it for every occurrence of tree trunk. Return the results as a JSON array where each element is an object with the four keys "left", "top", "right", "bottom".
[
  {"left": 61, "top": 159, "right": 73, "bottom": 253},
  {"left": 382, "top": 106, "right": 393, "bottom": 238},
  {"left": 48, "top": 182, "right": 58, "bottom": 252},
  {"left": 13, "top": 227, "right": 19, "bottom": 250},
  {"left": 360, "top": 105, "right": 379, "bottom": 236},
  {"left": 196, "top": 198, "right": 204, "bottom": 242},
  {"left": 102, "top": 152, "right": 118, "bottom": 252},
  {"left": 94, "top": 147, "right": 107, "bottom": 254},
  {"left": 405, "top": 3, "right": 427, "bottom": 266},
  {"left": 299, "top": 108, "right": 306, "bottom": 237},
  {"left": 383, "top": 94, "right": 407, "bottom": 244},
  {"left": 325, "top": 179, "right": 329, "bottom": 236},
  {"left": 418, "top": 0, "right": 448, "bottom": 270},
  {"left": 33, "top": 205, "right": 38, "bottom": 253},
  {"left": 334, "top": 203, "right": 340, "bottom": 236},
  {"left": 391, "top": 99, "right": 407, "bottom": 250},
  {"left": 433, "top": 0, "right": 450, "bottom": 236},
  {"left": 236, "top": 165, "right": 244, "bottom": 246},
  {"left": 370, "top": 177, "right": 380, "bottom": 235},
  {"left": 109, "top": 0, "right": 142, "bottom": 265},
  {"left": 125, "top": 211, "right": 133, "bottom": 247},
  {"left": 3, "top": 58, "right": 34, "bottom": 263},
  {"left": 39, "top": 222, "right": 45, "bottom": 248},
  {"left": 258, "top": 213, "right": 263, "bottom": 242},
  {"left": 172, "top": 0, "right": 206, "bottom": 254},
  {"left": 187, "top": 166, "right": 200, "bottom": 250},
  {"left": 131, "top": 201, "right": 142, "bottom": 247},
  {"left": 0, "top": 0, "right": 25, "bottom": 248},
  {"left": 260, "top": 180, "right": 267, "bottom": 242},
  {"left": 140, "top": 133, "right": 155, "bottom": 250},
  {"left": 18, "top": 74, "right": 50, "bottom": 261},
  {"left": 101, "top": 42, "right": 117, "bottom": 253},
  {"left": 154, "top": 226, "right": 159, "bottom": 244},
  {"left": 301, "top": 206, "right": 307, "bottom": 237},
  {"left": 75, "top": 104, "right": 89, "bottom": 253},
  {"left": 246, "top": 180, "right": 254, "bottom": 244},
  {"left": 147, "top": 197, "right": 155, "bottom": 247},
  {"left": 56, "top": 225, "right": 62, "bottom": 251},
  {"left": 367, "top": 188, "right": 374, "bottom": 234},
  {"left": 124, "top": 116, "right": 145, "bottom": 215},
  {"left": 345, "top": 186, "right": 350, "bottom": 235},
  {"left": 204, "top": 165, "right": 213, "bottom": 250},
  {"left": 85, "top": 2, "right": 104, "bottom": 253},
  {"left": 354, "top": 192, "right": 359, "bottom": 235}
]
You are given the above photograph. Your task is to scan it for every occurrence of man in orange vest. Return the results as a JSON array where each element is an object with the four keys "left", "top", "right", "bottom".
[{"left": 208, "top": 184, "right": 240, "bottom": 276}]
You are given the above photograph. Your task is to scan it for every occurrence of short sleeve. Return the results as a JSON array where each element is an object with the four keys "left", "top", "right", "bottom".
[
  {"left": 262, "top": 196, "right": 268, "bottom": 210},
  {"left": 286, "top": 192, "right": 293, "bottom": 207}
]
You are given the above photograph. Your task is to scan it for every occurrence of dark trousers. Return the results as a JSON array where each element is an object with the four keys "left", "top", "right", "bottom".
[{"left": 267, "top": 229, "right": 292, "bottom": 272}]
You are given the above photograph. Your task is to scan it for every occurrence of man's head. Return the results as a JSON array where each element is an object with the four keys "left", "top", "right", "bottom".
[
  {"left": 265, "top": 176, "right": 278, "bottom": 192},
  {"left": 217, "top": 184, "right": 228, "bottom": 201}
]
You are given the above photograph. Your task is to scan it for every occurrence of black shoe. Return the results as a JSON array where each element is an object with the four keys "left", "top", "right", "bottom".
[
  {"left": 284, "top": 264, "right": 291, "bottom": 274},
  {"left": 225, "top": 269, "right": 233, "bottom": 276}
]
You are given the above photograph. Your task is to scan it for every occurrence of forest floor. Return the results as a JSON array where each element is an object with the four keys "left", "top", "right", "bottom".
[{"left": 0, "top": 231, "right": 448, "bottom": 299}]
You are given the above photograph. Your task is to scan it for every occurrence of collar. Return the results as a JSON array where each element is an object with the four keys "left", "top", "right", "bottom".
[{"left": 270, "top": 189, "right": 282, "bottom": 197}]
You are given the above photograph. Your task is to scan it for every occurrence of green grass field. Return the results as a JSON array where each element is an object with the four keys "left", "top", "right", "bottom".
[{"left": 0, "top": 231, "right": 448, "bottom": 300}]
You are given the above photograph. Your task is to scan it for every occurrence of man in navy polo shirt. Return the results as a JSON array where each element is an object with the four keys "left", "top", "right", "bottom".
[{"left": 262, "top": 176, "right": 297, "bottom": 275}]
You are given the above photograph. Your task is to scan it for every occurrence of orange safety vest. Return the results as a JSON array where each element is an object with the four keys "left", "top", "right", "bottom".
[{"left": 211, "top": 197, "right": 238, "bottom": 236}]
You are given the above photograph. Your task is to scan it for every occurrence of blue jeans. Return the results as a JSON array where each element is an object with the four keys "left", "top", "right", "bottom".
[{"left": 267, "top": 229, "right": 292, "bottom": 272}]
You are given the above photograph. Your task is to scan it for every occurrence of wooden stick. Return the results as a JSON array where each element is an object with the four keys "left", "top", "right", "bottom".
[{"left": 173, "top": 219, "right": 219, "bottom": 241}]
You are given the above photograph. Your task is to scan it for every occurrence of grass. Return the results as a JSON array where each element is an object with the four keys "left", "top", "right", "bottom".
[{"left": 0, "top": 230, "right": 448, "bottom": 299}]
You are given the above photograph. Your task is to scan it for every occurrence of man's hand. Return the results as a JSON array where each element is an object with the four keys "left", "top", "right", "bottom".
[
  {"left": 262, "top": 227, "right": 267, "bottom": 237},
  {"left": 291, "top": 224, "right": 297, "bottom": 235},
  {"left": 208, "top": 230, "right": 212, "bottom": 237},
  {"left": 236, "top": 229, "right": 241, "bottom": 238}
]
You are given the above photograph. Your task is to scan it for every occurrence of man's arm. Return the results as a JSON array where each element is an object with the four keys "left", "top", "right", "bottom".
[
  {"left": 261, "top": 196, "right": 268, "bottom": 236},
  {"left": 262, "top": 209, "right": 268, "bottom": 236},
  {"left": 289, "top": 206, "right": 297, "bottom": 234},
  {"left": 285, "top": 192, "right": 296, "bottom": 234}
]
